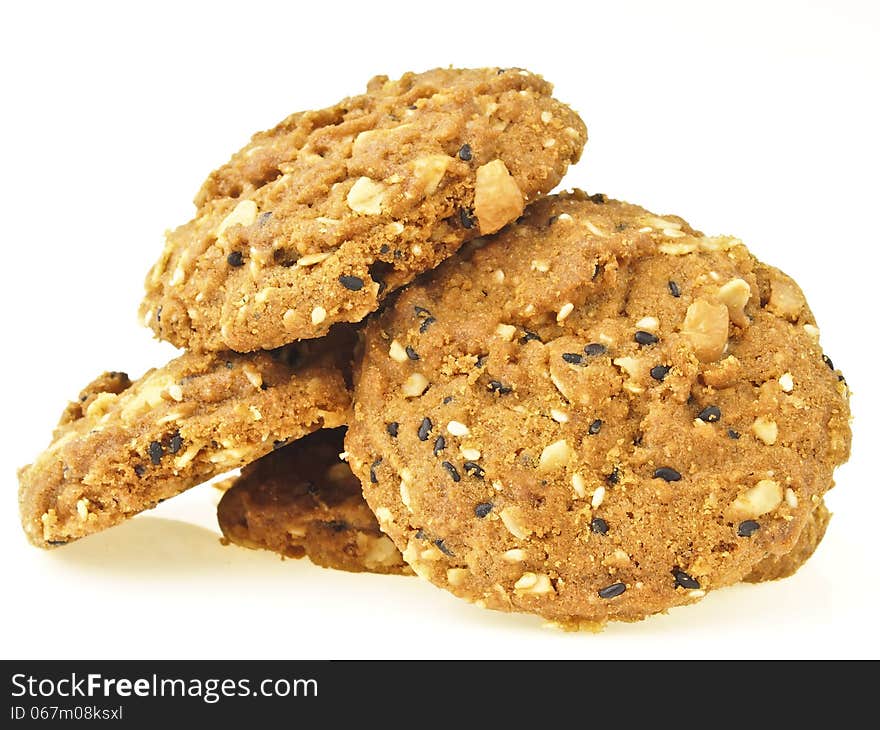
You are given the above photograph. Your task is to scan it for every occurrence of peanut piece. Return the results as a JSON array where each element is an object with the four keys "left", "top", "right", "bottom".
[{"left": 473, "top": 160, "right": 524, "bottom": 234}]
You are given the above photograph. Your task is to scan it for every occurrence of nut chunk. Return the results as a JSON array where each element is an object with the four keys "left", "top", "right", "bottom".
[
  {"left": 474, "top": 160, "right": 525, "bottom": 234},
  {"left": 682, "top": 300, "right": 729, "bottom": 362}
]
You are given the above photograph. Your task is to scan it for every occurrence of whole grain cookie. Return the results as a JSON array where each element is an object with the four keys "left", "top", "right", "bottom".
[
  {"left": 141, "top": 67, "right": 586, "bottom": 353},
  {"left": 19, "top": 330, "right": 353, "bottom": 548},
  {"left": 218, "top": 427, "right": 409, "bottom": 575},
  {"left": 346, "top": 191, "right": 851, "bottom": 627}
]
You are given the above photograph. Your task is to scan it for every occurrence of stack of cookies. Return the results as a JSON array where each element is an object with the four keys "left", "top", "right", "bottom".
[{"left": 18, "top": 68, "right": 851, "bottom": 629}]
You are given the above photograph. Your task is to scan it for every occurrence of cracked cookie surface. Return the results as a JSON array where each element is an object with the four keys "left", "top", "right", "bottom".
[
  {"left": 218, "top": 427, "right": 409, "bottom": 575},
  {"left": 346, "top": 191, "right": 851, "bottom": 627},
  {"left": 19, "top": 331, "right": 353, "bottom": 548},
  {"left": 141, "top": 67, "right": 586, "bottom": 353}
]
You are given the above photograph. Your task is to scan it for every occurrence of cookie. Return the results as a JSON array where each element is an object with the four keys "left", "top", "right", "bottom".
[
  {"left": 217, "top": 427, "right": 409, "bottom": 575},
  {"left": 745, "top": 499, "right": 830, "bottom": 583},
  {"left": 141, "top": 67, "right": 586, "bottom": 353},
  {"left": 346, "top": 190, "right": 851, "bottom": 627},
  {"left": 19, "top": 331, "right": 353, "bottom": 548}
]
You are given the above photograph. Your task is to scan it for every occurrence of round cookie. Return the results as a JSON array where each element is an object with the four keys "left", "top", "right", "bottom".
[
  {"left": 346, "top": 190, "right": 851, "bottom": 627},
  {"left": 217, "top": 427, "right": 409, "bottom": 575},
  {"left": 19, "top": 330, "right": 353, "bottom": 549},
  {"left": 141, "top": 67, "right": 586, "bottom": 353}
]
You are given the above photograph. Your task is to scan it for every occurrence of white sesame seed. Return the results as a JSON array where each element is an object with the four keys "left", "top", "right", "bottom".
[
  {"left": 785, "top": 487, "right": 799, "bottom": 508},
  {"left": 635, "top": 316, "right": 659, "bottom": 331},
  {"left": 557, "top": 302, "right": 574, "bottom": 322},
  {"left": 296, "top": 252, "right": 331, "bottom": 267},
  {"left": 571, "top": 473, "right": 586, "bottom": 498},
  {"left": 447, "top": 420, "right": 470, "bottom": 437},
  {"left": 556, "top": 213, "right": 573, "bottom": 222},
  {"left": 493, "top": 269, "right": 505, "bottom": 283},
  {"left": 591, "top": 486, "right": 606, "bottom": 509},
  {"left": 167, "top": 384, "right": 183, "bottom": 402},
  {"left": 638, "top": 226, "right": 653, "bottom": 233},
  {"left": 541, "top": 111, "right": 553, "bottom": 124},
  {"left": 550, "top": 409, "right": 569, "bottom": 423},
  {"left": 803, "top": 324, "right": 820, "bottom": 341},
  {"left": 311, "top": 306, "right": 327, "bottom": 325},
  {"left": 503, "top": 548, "right": 526, "bottom": 562},
  {"left": 460, "top": 447, "right": 481, "bottom": 461}
]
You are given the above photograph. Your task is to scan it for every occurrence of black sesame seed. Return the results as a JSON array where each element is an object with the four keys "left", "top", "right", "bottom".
[
  {"left": 606, "top": 466, "right": 621, "bottom": 485},
  {"left": 414, "top": 306, "right": 432, "bottom": 318},
  {"left": 562, "top": 352, "right": 584, "bottom": 365},
  {"left": 547, "top": 215, "right": 558, "bottom": 227},
  {"left": 338, "top": 275, "right": 365, "bottom": 291},
  {"left": 697, "top": 405, "right": 722, "bottom": 423},
  {"left": 598, "top": 582, "right": 626, "bottom": 599},
  {"left": 225, "top": 361, "right": 234, "bottom": 369},
  {"left": 442, "top": 395, "right": 454, "bottom": 404},
  {"left": 441, "top": 461, "right": 461, "bottom": 482},
  {"left": 672, "top": 568, "right": 701, "bottom": 590},
  {"left": 273, "top": 439, "right": 287, "bottom": 450},
  {"left": 148, "top": 441, "right": 164, "bottom": 465},
  {"left": 434, "top": 538, "right": 455, "bottom": 556},
  {"left": 414, "top": 529, "right": 427, "bottom": 540},
  {"left": 369, "top": 459, "right": 382, "bottom": 484},
  {"left": 433, "top": 435, "right": 446, "bottom": 456},
  {"left": 519, "top": 330, "right": 542, "bottom": 344},
  {"left": 226, "top": 251, "right": 244, "bottom": 267},
  {"left": 474, "top": 355, "right": 488, "bottom": 369},
  {"left": 458, "top": 143, "right": 473, "bottom": 161},
  {"left": 737, "top": 520, "right": 760, "bottom": 537},
  {"left": 459, "top": 208, "right": 476, "bottom": 229},
  {"left": 134, "top": 464, "right": 146, "bottom": 477},
  {"left": 380, "top": 244, "right": 390, "bottom": 254},
  {"left": 475, "top": 502, "right": 493, "bottom": 518},
  {"left": 405, "top": 345, "right": 420, "bottom": 361},
  {"left": 584, "top": 343, "right": 607, "bottom": 357},
  {"left": 257, "top": 211, "right": 273, "bottom": 225},
  {"left": 418, "top": 417, "right": 433, "bottom": 441},
  {"left": 653, "top": 467, "right": 682, "bottom": 482},
  {"left": 487, "top": 380, "right": 513, "bottom": 395},
  {"left": 634, "top": 330, "right": 659, "bottom": 346},
  {"left": 420, "top": 317, "right": 436, "bottom": 334},
  {"left": 728, "top": 429, "right": 741, "bottom": 440},
  {"left": 650, "top": 364, "right": 671, "bottom": 381},
  {"left": 668, "top": 280, "right": 681, "bottom": 298},
  {"left": 463, "top": 461, "right": 485, "bottom": 479},
  {"left": 169, "top": 432, "right": 183, "bottom": 455},
  {"left": 822, "top": 354, "right": 835, "bottom": 371},
  {"left": 590, "top": 517, "right": 609, "bottom": 534},
  {"left": 386, "top": 422, "right": 399, "bottom": 438},
  {"left": 47, "top": 540, "right": 68, "bottom": 546},
  {"left": 588, "top": 419, "right": 603, "bottom": 435},
  {"left": 588, "top": 193, "right": 606, "bottom": 204}
]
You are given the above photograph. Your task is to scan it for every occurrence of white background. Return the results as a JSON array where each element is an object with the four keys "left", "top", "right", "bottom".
[{"left": 1, "top": 0, "right": 876, "bottom": 659}]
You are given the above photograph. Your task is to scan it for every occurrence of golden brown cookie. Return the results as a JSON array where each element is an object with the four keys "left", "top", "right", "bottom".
[
  {"left": 141, "top": 67, "right": 586, "bottom": 353},
  {"left": 218, "top": 427, "right": 409, "bottom": 575},
  {"left": 19, "top": 332, "right": 353, "bottom": 548},
  {"left": 346, "top": 191, "right": 851, "bottom": 627},
  {"left": 745, "top": 499, "right": 831, "bottom": 583}
]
